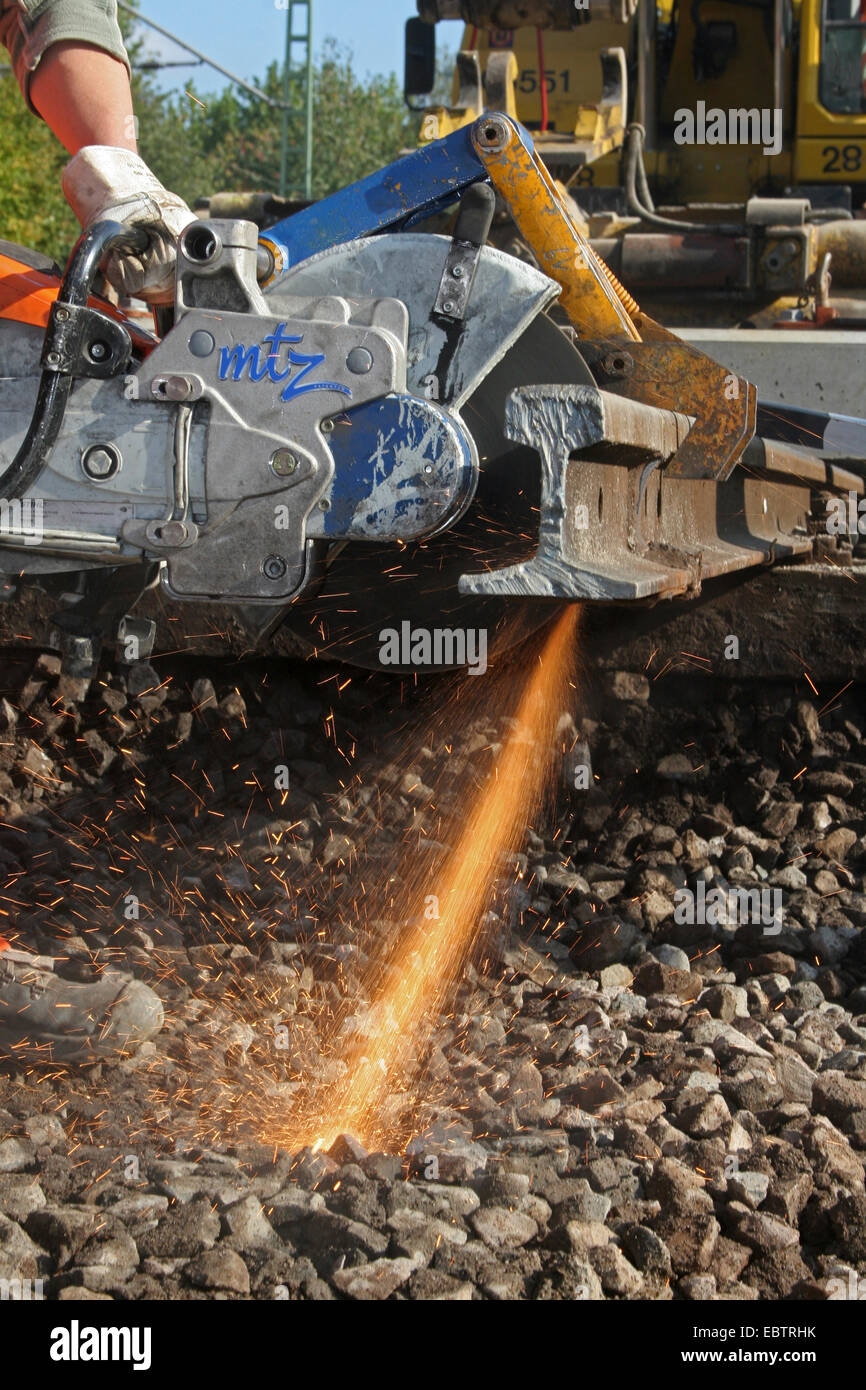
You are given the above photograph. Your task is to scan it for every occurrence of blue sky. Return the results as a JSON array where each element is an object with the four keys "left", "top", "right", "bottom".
[{"left": 131, "top": 0, "right": 462, "bottom": 93}]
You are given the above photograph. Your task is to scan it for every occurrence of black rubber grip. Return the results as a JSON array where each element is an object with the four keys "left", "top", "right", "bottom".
[{"left": 453, "top": 182, "right": 495, "bottom": 249}]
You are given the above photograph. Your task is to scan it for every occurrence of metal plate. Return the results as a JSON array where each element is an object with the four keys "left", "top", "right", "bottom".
[
  {"left": 310, "top": 393, "right": 477, "bottom": 542},
  {"left": 267, "top": 233, "right": 559, "bottom": 410},
  {"left": 127, "top": 304, "right": 403, "bottom": 602},
  {"left": 271, "top": 314, "right": 594, "bottom": 670}
]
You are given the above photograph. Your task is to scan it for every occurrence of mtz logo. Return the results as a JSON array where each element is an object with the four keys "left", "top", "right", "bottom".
[{"left": 218, "top": 323, "right": 352, "bottom": 404}]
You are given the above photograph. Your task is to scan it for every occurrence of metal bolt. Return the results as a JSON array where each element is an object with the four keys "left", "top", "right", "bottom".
[
  {"left": 46, "top": 351, "right": 60, "bottom": 365},
  {"left": 88, "top": 341, "right": 109, "bottom": 362},
  {"left": 144, "top": 518, "right": 190, "bottom": 547},
  {"left": 155, "top": 376, "right": 193, "bottom": 401},
  {"left": 452, "top": 265, "right": 464, "bottom": 279},
  {"left": 270, "top": 448, "right": 298, "bottom": 477},
  {"left": 81, "top": 444, "right": 121, "bottom": 481},
  {"left": 320, "top": 419, "right": 334, "bottom": 434},
  {"left": 477, "top": 116, "right": 509, "bottom": 151},
  {"left": 55, "top": 308, "right": 69, "bottom": 322},
  {"left": 188, "top": 330, "right": 215, "bottom": 358},
  {"left": 262, "top": 554, "right": 288, "bottom": 580},
  {"left": 318, "top": 498, "right": 330, "bottom": 511},
  {"left": 442, "top": 300, "right": 456, "bottom": 315},
  {"left": 346, "top": 347, "right": 373, "bottom": 375},
  {"left": 600, "top": 351, "right": 634, "bottom": 378},
  {"left": 157, "top": 520, "right": 189, "bottom": 546}
]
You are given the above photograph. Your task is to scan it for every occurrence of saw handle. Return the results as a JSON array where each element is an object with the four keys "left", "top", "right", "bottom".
[
  {"left": 58, "top": 218, "right": 149, "bottom": 309},
  {"left": 452, "top": 181, "right": 496, "bottom": 248},
  {"left": 0, "top": 219, "right": 148, "bottom": 500}
]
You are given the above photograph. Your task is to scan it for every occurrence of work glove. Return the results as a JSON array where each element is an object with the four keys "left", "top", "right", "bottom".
[{"left": 62, "top": 146, "right": 196, "bottom": 305}]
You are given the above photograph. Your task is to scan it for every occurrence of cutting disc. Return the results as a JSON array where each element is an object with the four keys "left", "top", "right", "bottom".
[{"left": 265, "top": 236, "right": 592, "bottom": 671}]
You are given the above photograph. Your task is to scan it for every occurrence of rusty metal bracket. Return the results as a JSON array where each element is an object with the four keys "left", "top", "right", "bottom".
[
  {"left": 471, "top": 114, "right": 757, "bottom": 482},
  {"left": 473, "top": 113, "right": 640, "bottom": 340},
  {"left": 582, "top": 315, "right": 757, "bottom": 482},
  {"left": 458, "top": 384, "right": 812, "bottom": 602}
]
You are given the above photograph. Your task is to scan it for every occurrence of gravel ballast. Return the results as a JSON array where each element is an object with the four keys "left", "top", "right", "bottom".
[{"left": 0, "top": 649, "right": 864, "bottom": 1302}]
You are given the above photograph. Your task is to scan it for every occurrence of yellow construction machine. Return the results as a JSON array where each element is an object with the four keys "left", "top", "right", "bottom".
[{"left": 405, "top": 0, "right": 866, "bottom": 409}]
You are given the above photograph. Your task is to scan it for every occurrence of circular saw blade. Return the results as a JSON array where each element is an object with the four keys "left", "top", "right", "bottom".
[
  {"left": 267, "top": 232, "right": 561, "bottom": 409},
  {"left": 272, "top": 309, "right": 593, "bottom": 671}
]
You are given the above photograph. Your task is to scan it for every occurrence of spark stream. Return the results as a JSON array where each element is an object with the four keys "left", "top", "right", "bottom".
[{"left": 276, "top": 606, "right": 579, "bottom": 1153}]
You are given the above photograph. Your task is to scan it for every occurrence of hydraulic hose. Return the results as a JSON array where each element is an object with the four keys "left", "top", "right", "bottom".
[
  {"left": 624, "top": 124, "right": 743, "bottom": 236},
  {"left": 537, "top": 28, "right": 549, "bottom": 133}
]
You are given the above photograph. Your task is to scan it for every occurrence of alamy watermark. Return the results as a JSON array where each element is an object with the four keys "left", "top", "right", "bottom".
[
  {"left": 0, "top": 1277, "right": 44, "bottom": 1300},
  {"left": 827, "top": 1271, "right": 866, "bottom": 1300},
  {"left": 826, "top": 490, "right": 866, "bottom": 535},
  {"left": 50, "top": 1322, "right": 151, "bottom": 1370},
  {"left": 674, "top": 881, "right": 783, "bottom": 933},
  {"left": 0, "top": 497, "right": 43, "bottom": 546},
  {"left": 379, "top": 621, "right": 487, "bottom": 675},
  {"left": 673, "top": 101, "right": 782, "bottom": 157}
]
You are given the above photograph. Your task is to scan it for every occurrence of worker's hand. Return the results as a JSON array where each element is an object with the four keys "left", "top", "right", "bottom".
[{"left": 62, "top": 146, "right": 196, "bottom": 305}]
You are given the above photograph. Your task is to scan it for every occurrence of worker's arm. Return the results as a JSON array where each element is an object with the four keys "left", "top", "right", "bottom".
[
  {"left": 30, "top": 39, "right": 137, "bottom": 154},
  {"left": 0, "top": 0, "right": 132, "bottom": 126},
  {"left": 0, "top": 1, "right": 194, "bottom": 304}
]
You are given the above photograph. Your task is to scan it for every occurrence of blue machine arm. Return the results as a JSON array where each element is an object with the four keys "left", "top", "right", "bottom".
[{"left": 263, "top": 122, "right": 511, "bottom": 273}]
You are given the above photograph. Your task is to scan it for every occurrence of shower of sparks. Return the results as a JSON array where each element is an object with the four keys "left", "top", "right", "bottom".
[
  {"left": 277, "top": 605, "right": 579, "bottom": 1152},
  {"left": 0, "top": 608, "right": 581, "bottom": 1161}
]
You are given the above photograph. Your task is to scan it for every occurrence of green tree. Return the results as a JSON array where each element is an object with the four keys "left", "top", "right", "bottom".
[
  {"left": 0, "top": 73, "right": 76, "bottom": 255},
  {"left": 136, "top": 38, "right": 424, "bottom": 206},
  {"left": 0, "top": 7, "right": 452, "bottom": 260}
]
